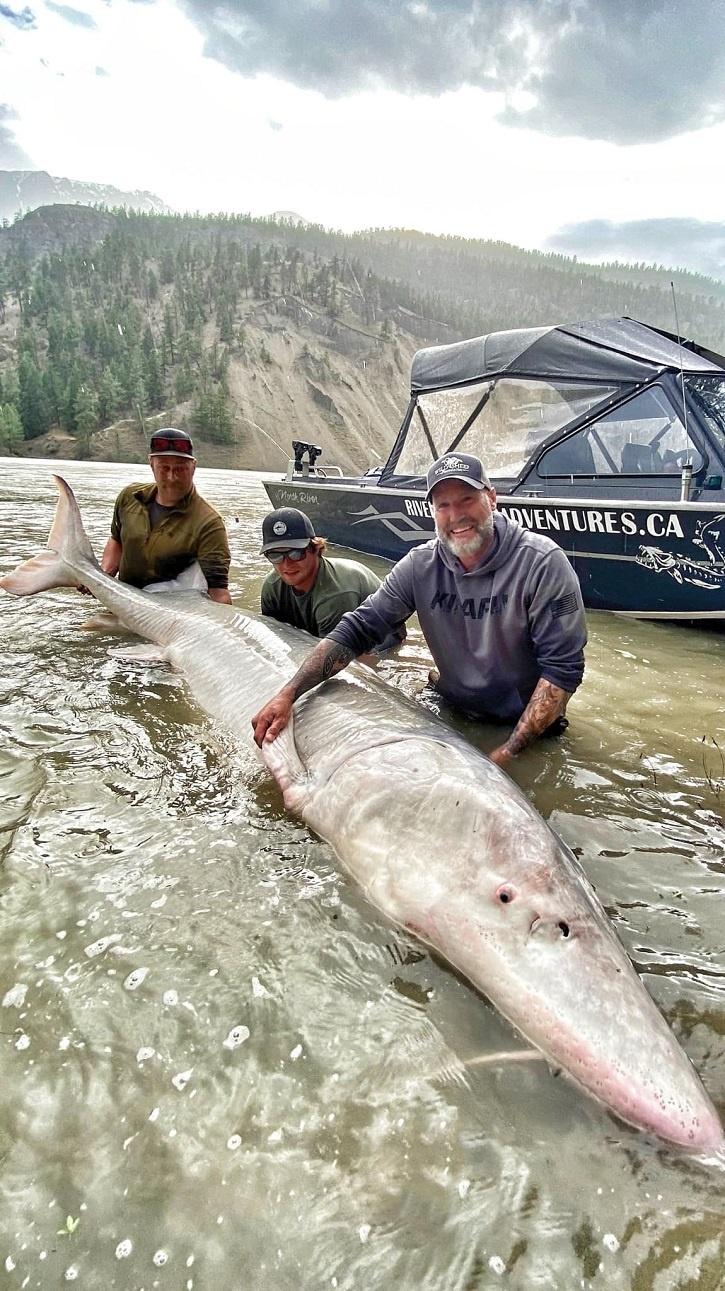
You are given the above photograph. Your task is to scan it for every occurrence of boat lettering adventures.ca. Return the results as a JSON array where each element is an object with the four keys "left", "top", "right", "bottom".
[{"left": 404, "top": 496, "right": 685, "bottom": 540}]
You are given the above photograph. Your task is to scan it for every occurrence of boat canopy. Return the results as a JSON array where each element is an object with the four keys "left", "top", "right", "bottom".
[{"left": 410, "top": 317, "right": 725, "bottom": 394}]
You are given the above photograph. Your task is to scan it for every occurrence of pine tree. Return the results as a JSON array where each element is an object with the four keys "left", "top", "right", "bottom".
[
  {"left": 211, "top": 385, "right": 233, "bottom": 442},
  {"left": 0, "top": 403, "right": 23, "bottom": 453},
  {"left": 162, "top": 305, "right": 176, "bottom": 366},
  {"left": 0, "top": 365, "right": 19, "bottom": 409},
  {"left": 122, "top": 347, "right": 147, "bottom": 413},
  {"left": 98, "top": 368, "right": 123, "bottom": 425},
  {"left": 142, "top": 325, "right": 164, "bottom": 409},
  {"left": 160, "top": 249, "right": 175, "bottom": 285},
  {"left": 18, "top": 352, "right": 51, "bottom": 438},
  {"left": 74, "top": 383, "right": 99, "bottom": 452},
  {"left": 191, "top": 382, "right": 213, "bottom": 435}
]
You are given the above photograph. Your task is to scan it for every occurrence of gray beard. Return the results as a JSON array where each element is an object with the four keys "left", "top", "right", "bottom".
[{"left": 437, "top": 513, "right": 494, "bottom": 560}]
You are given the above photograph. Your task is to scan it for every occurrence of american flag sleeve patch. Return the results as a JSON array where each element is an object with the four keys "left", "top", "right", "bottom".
[{"left": 551, "top": 592, "right": 579, "bottom": 619}]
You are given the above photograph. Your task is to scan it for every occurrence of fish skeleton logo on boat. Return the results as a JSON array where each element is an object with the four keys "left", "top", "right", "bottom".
[{"left": 636, "top": 514, "right": 725, "bottom": 590}]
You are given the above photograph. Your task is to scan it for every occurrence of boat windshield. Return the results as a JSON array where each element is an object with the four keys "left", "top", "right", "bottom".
[
  {"left": 687, "top": 376, "right": 725, "bottom": 455},
  {"left": 538, "top": 384, "right": 704, "bottom": 477},
  {"left": 396, "top": 377, "right": 617, "bottom": 479}
]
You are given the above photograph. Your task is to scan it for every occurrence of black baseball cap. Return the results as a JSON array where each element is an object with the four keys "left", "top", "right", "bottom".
[
  {"left": 261, "top": 507, "right": 316, "bottom": 554},
  {"left": 426, "top": 452, "right": 492, "bottom": 500},
  {"left": 149, "top": 428, "right": 195, "bottom": 460}
]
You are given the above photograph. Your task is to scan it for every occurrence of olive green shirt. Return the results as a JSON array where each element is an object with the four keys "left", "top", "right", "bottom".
[
  {"left": 110, "top": 482, "right": 230, "bottom": 589},
  {"left": 262, "top": 555, "right": 401, "bottom": 640}
]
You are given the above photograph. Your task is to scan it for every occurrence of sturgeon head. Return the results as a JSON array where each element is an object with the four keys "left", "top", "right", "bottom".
[{"left": 303, "top": 733, "right": 724, "bottom": 1153}]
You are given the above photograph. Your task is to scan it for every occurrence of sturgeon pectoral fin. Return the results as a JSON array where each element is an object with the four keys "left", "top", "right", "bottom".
[
  {"left": 464, "top": 1049, "right": 546, "bottom": 1069},
  {"left": 260, "top": 715, "right": 311, "bottom": 813},
  {"left": 108, "top": 644, "right": 170, "bottom": 663},
  {"left": 425, "top": 1048, "right": 545, "bottom": 1089},
  {"left": 79, "top": 611, "right": 121, "bottom": 632}
]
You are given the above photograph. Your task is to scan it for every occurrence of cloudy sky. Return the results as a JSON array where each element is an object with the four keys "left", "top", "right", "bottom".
[{"left": 2, "top": 0, "right": 725, "bottom": 271}]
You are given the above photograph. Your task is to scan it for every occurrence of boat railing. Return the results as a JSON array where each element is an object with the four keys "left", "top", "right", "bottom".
[{"left": 285, "top": 460, "right": 345, "bottom": 481}]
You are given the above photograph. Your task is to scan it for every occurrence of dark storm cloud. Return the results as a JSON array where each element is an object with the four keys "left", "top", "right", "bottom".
[
  {"left": 174, "top": 0, "right": 725, "bottom": 145},
  {"left": 46, "top": 1, "right": 96, "bottom": 27},
  {"left": 0, "top": 3, "right": 35, "bottom": 28},
  {"left": 547, "top": 219, "right": 725, "bottom": 281},
  {"left": 0, "top": 103, "right": 34, "bottom": 166}
]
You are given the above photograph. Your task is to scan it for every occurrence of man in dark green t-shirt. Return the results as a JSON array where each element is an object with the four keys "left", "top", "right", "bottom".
[
  {"left": 99, "top": 428, "right": 231, "bottom": 604},
  {"left": 260, "top": 507, "right": 404, "bottom": 648}
]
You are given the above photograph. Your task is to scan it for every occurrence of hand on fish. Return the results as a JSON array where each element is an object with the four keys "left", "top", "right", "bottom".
[
  {"left": 488, "top": 744, "right": 514, "bottom": 769},
  {"left": 252, "top": 687, "right": 295, "bottom": 746}
]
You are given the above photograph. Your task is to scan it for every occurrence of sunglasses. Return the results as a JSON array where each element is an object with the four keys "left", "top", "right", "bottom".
[
  {"left": 265, "top": 546, "right": 310, "bottom": 564},
  {"left": 150, "top": 436, "right": 194, "bottom": 455}
]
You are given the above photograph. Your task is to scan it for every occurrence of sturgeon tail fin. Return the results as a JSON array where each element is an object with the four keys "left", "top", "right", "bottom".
[{"left": 0, "top": 475, "right": 99, "bottom": 597}]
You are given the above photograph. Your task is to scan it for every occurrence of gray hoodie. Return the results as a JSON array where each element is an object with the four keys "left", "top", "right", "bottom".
[{"left": 327, "top": 512, "right": 586, "bottom": 721}]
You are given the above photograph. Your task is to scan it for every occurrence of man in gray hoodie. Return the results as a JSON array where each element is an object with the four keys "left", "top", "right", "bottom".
[{"left": 252, "top": 452, "right": 586, "bottom": 767}]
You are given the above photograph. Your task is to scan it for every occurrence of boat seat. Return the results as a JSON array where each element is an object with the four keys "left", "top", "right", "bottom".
[{"left": 621, "top": 442, "right": 663, "bottom": 473}]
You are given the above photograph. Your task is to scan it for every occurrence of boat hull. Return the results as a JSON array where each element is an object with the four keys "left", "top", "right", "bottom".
[{"left": 264, "top": 478, "right": 725, "bottom": 620}]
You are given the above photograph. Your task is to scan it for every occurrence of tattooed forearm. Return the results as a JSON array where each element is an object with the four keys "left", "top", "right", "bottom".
[
  {"left": 502, "top": 679, "right": 570, "bottom": 758},
  {"left": 252, "top": 639, "right": 357, "bottom": 745},
  {"left": 288, "top": 640, "right": 356, "bottom": 700}
]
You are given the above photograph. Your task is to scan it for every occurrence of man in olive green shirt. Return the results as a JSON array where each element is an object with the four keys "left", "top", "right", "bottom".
[
  {"left": 260, "top": 507, "right": 404, "bottom": 648},
  {"left": 100, "top": 428, "right": 231, "bottom": 604}
]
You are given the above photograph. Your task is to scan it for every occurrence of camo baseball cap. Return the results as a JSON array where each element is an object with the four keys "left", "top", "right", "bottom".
[
  {"left": 261, "top": 507, "right": 316, "bottom": 554},
  {"left": 426, "top": 452, "right": 492, "bottom": 500}
]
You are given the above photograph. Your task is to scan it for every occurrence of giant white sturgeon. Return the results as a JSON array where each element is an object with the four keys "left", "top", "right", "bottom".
[{"left": 2, "top": 475, "right": 722, "bottom": 1152}]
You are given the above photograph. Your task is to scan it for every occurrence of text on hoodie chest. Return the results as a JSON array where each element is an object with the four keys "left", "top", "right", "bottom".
[{"left": 429, "top": 589, "right": 510, "bottom": 619}]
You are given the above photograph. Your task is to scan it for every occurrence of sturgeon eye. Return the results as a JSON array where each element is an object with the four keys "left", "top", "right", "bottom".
[
  {"left": 496, "top": 885, "right": 516, "bottom": 904},
  {"left": 558, "top": 921, "right": 570, "bottom": 938}
]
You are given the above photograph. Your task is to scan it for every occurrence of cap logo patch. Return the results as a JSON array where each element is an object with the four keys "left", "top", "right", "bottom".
[
  {"left": 438, "top": 455, "right": 469, "bottom": 473},
  {"left": 273, "top": 521, "right": 287, "bottom": 535}
]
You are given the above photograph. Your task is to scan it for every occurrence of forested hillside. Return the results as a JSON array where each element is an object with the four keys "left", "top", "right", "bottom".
[{"left": 1, "top": 207, "right": 725, "bottom": 467}]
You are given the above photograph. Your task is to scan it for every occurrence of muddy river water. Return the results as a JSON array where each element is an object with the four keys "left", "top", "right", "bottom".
[{"left": 1, "top": 457, "right": 724, "bottom": 1290}]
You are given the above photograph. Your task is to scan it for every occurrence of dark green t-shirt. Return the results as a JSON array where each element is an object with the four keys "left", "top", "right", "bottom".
[
  {"left": 110, "top": 482, "right": 230, "bottom": 589},
  {"left": 261, "top": 555, "right": 401, "bottom": 641}
]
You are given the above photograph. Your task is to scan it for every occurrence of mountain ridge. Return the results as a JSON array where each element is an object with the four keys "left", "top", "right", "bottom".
[{"left": 0, "top": 169, "right": 171, "bottom": 224}]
